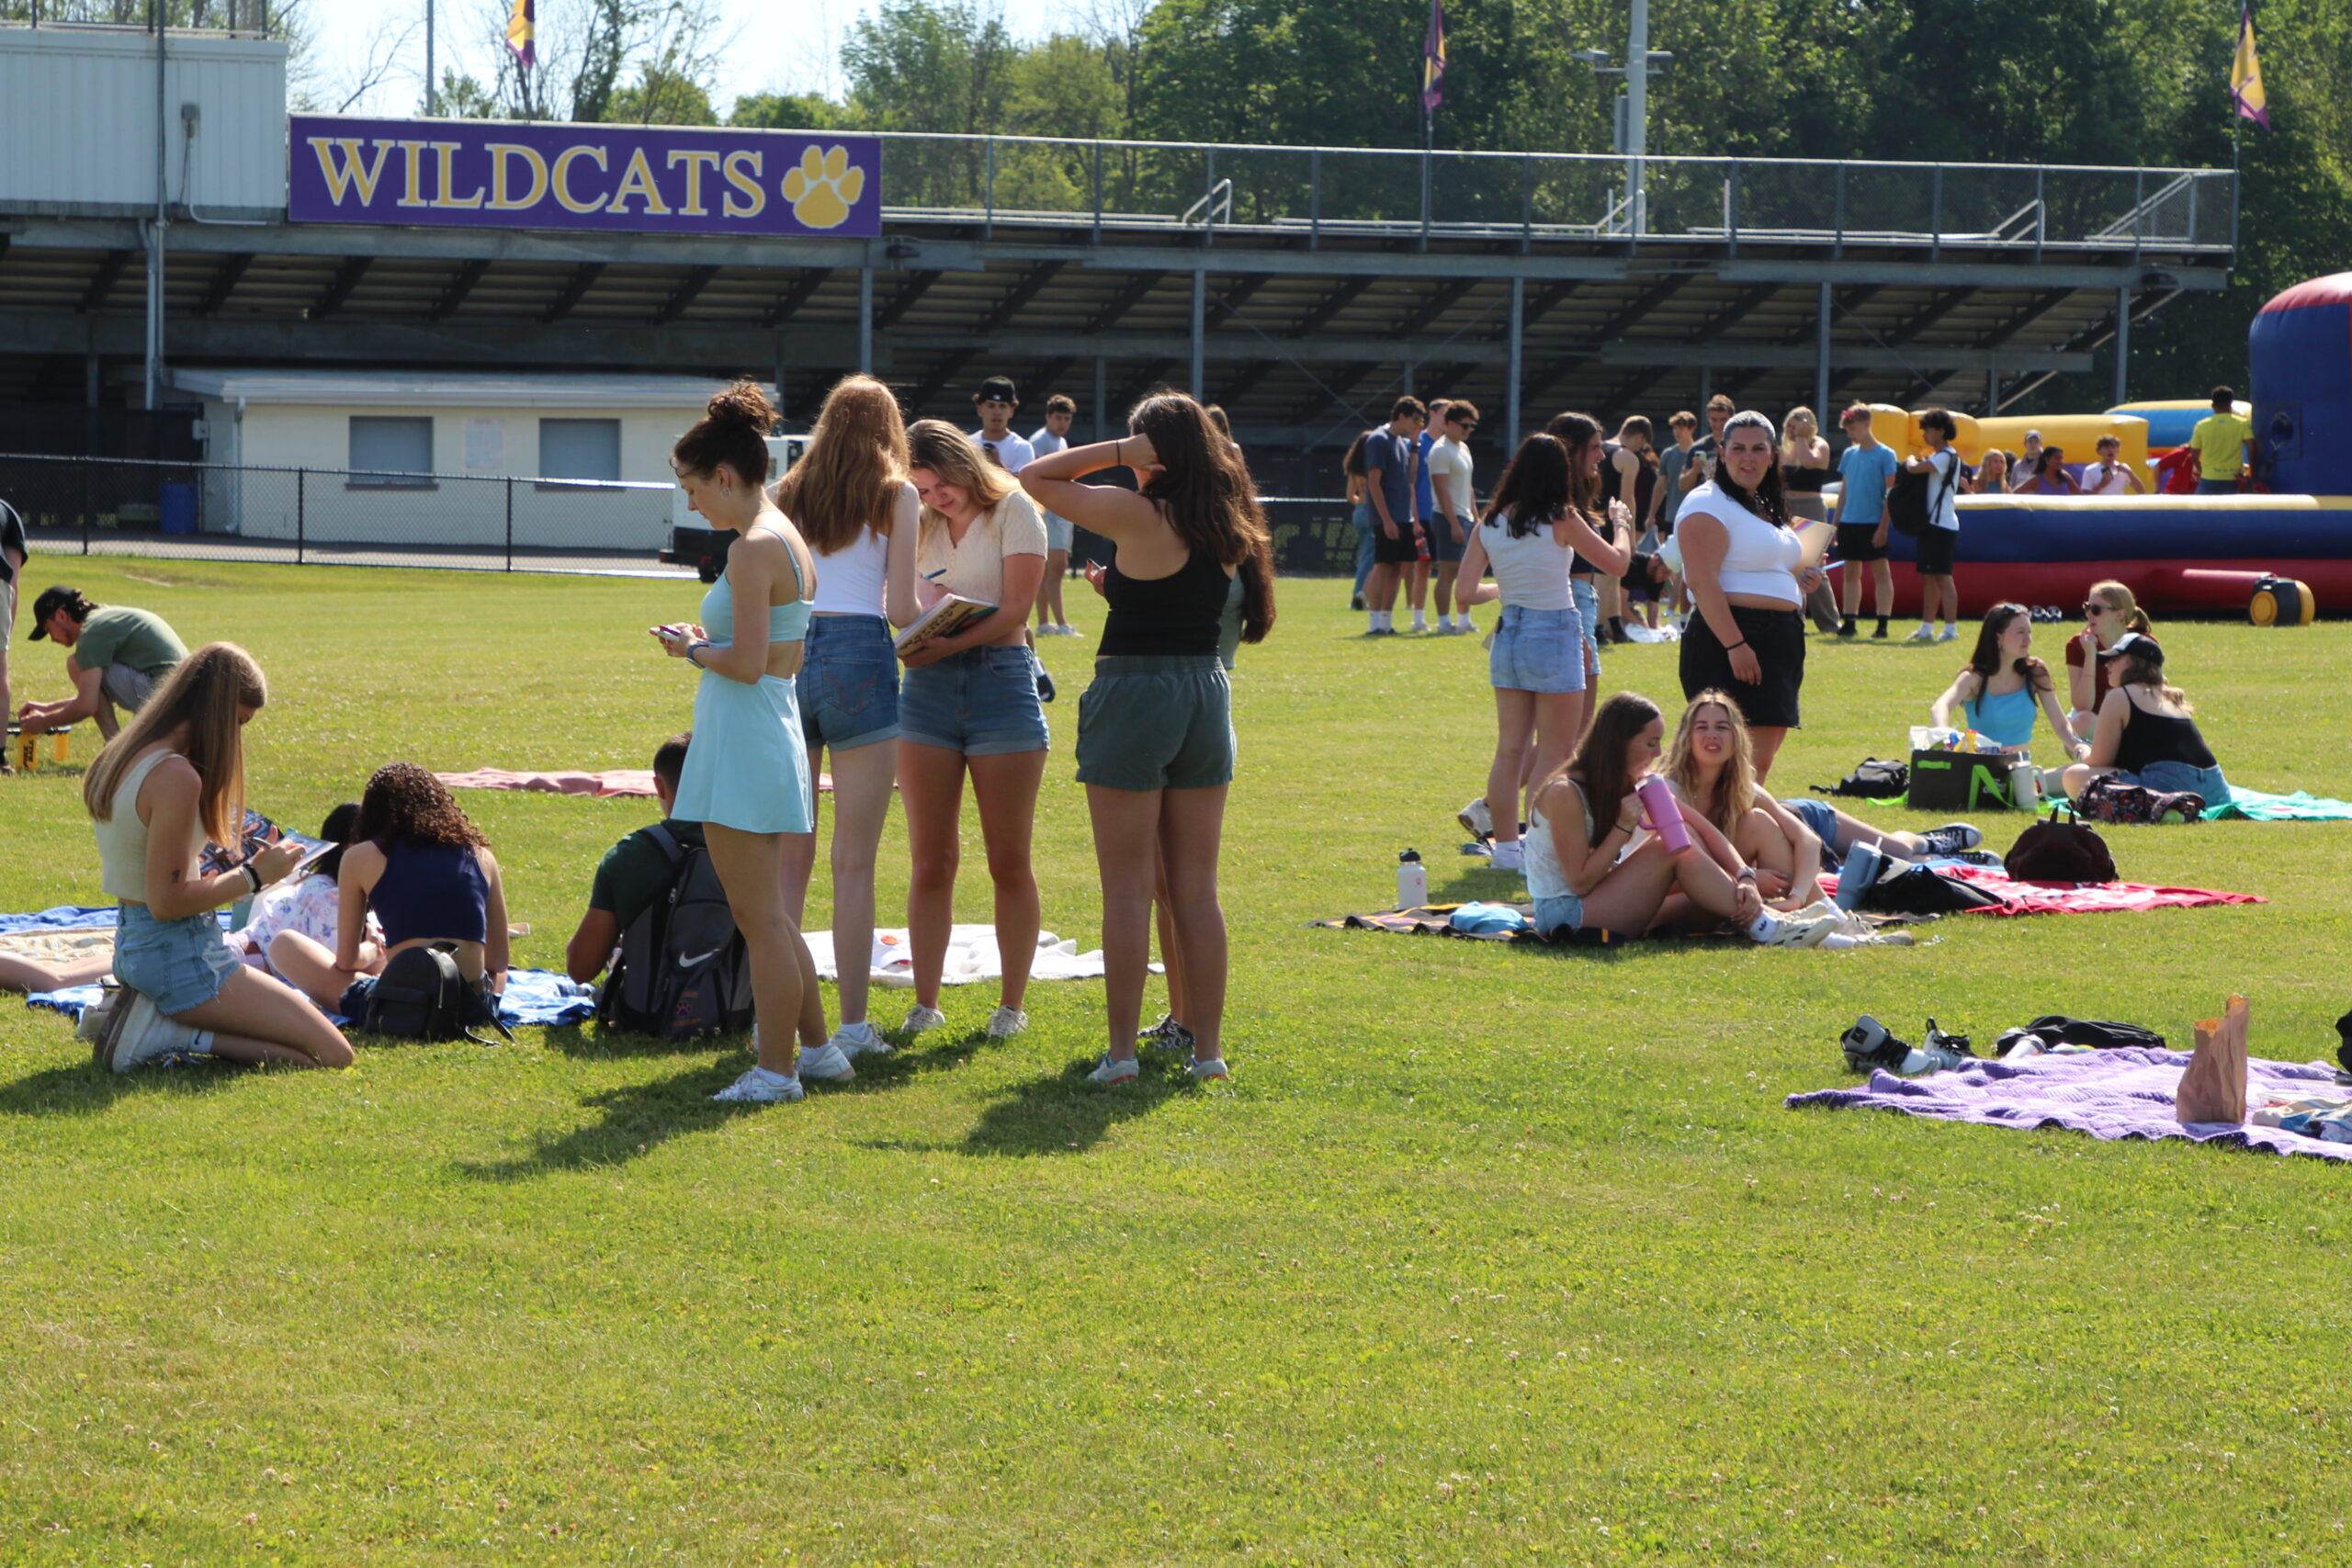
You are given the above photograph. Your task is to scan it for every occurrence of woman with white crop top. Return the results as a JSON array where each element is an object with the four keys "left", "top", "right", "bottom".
[
  {"left": 1452, "top": 432, "right": 1629, "bottom": 874},
  {"left": 771, "top": 375, "right": 922, "bottom": 1062},
  {"left": 1676, "top": 410, "right": 1827, "bottom": 782},
  {"left": 78, "top": 643, "right": 354, "bottom": 1073}
]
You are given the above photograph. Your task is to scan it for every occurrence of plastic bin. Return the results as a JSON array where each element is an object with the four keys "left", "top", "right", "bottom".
[{"left": 158, "top": 481, "right": 197, "bottom": 536}]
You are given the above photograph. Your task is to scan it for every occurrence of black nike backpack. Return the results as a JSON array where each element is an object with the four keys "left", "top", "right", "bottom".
[{"left": 596, "top": 826, "right": 755, "bottom": 1040}]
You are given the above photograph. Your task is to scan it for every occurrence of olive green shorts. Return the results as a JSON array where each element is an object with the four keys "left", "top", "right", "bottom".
[{"left": 1075, "top": 655, "right": 1235, "bottom": 792}]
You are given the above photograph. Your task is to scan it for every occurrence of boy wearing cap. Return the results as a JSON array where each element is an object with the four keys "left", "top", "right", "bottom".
[
  {"left": 18, "top": 585, "right": 187, "bottom": 740},
  {"left": 970, "top": 377, "right": 1035, "bottom": 474}
]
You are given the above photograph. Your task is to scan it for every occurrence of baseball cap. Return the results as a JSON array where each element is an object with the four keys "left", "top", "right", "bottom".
[
  {"left": 975, "top": 377, "right": 1019, "bottom": 404},
  {"left": 27, "top": 584, "right": 77, "bottom": 639},
  {"left": 2097, "top": 632, "right": 2162, "bottom": 664}
]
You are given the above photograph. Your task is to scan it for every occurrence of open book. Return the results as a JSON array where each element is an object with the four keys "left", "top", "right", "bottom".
[{"left": 895, "top": 593, "right": 997, "bottom": 649}]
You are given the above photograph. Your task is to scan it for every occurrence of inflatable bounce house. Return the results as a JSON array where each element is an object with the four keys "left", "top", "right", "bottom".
[{"left": 1849, "top": 272, "right": 2352, "bottom": 618}]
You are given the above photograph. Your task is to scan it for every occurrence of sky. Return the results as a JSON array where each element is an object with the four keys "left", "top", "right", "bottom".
[{"left": 307, "top": 1, "right": 1064, "bottom": 118}]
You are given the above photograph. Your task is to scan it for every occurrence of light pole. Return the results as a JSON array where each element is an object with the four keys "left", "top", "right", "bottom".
[
  {"left": 424, "top": 0, "right": 436, "bottom": 117},
  {"left": 1577, "top": 0, "right": 1671, "bottom": 237}
]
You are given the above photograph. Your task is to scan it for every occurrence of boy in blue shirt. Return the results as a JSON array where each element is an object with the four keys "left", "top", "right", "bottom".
[{"left": 1828, "top": 406, "right": 1900, "bottom": 638}]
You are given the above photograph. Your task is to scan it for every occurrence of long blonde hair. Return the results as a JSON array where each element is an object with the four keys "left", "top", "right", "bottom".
[
  {"left": 907, "top": 419, "right": 1019, "bottom": 539},
  {"left": 1665, "top": 691, "right": 1757, "bottom": 838},
  {"left": 84, "top": 642, "right": 266, "bottom": 849},
  {"left": 773, "top": 375, "right": 909, "bottom": 556},
  {"left": 2087, "top": 579, "right": 2154, "bottom": 638}
]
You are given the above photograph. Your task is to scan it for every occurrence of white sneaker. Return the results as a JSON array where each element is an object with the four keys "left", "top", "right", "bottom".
[
  {"left": 711, "top": 1066, "right": 805, "bottom": 1102},
  {"left": 1905, "top": 625, "right": 1936, "bottom": 643},
  {"left": 985, "top": 1005, "right": 1028, "bottom": 1040},
  {"left": 1086, "top": 1055, "right": 1140, "bottom": 1086},
  {"left": 828, "top": 1020, "right": 890, "bottom": 1059},
  {"left": 796, "top": 1041, "right": 857, "bottom": 1082},
  {"left": 1754, "top": 910, "right": 1838, "bottom": 949},
  {"left": 1458, "top": 795, "right": 1494, "bottom": 840},
  {"left": 1186, "top": 1055, "right": 1229, "bottom": 1081},
  {"left": 1938, "top": 626, "right": 1960, "bottom": 642},
  {"left": 897, "top": 1003, "right": 947, "bottom": 1038},
  {"left": 1058, "top": 624, "right": 1082, "bottom": 639},
  {"left": 1457, "top": 614, "right": 1476, "bottom": 635},
  {"left": 1487, "top": 839, "right": 1526, "bottom": 872},
  {"left": 93, "top": 989, "right": 202, "bottom": 1075}
]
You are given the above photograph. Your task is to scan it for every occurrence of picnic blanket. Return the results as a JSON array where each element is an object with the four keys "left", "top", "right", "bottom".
[
  {"left": 435, "top": 768, "right": 833, "bottom": 797},
  {"left": 1818, "top": 863, "right": 2262, "bottom": 919},
  {"left": 802, "top": 925, "right": 1133, "bottom": 987},
  {"left": 0, "top": 906, "right": 141, "bottom": 935},
  {"left": 2199, "top": 787, "right": 2352, "bottom": 823},
  {"left": 1788, "top": 1046, "right": 2352, "bottom": 1164},
  {"left": 25, "top": 967, "right": 596, "bottom": 1030}
]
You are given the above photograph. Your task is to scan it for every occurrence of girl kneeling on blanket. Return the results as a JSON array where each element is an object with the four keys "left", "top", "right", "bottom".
[
  {"left": 270, "top": 763, "right": 510, "bottom": 1017},
  {"left": 1525, "top": 692, "right": 1843, "bottom": 946}
]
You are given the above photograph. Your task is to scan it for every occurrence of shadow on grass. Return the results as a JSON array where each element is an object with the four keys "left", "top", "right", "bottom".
[
  {"left": 0, "top": 1054, "right": 243, "bottom": 1116},
  {"left": 950, "top": 1054, "right": 1193, "bottom": 1157},
  {"left": 532, "top": 1021, "right": 731, "bottom": 1060},
  {"left": 458, "top": 1056, "right": 764, "bottom": 1180}
]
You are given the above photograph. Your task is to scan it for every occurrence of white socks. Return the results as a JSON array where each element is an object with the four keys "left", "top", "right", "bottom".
[
  {"left": 741, "top": 1064, "right": 797, "bottom": 1089},
  {"left": 189, "top": 1029, "right": 215, "bottom": 1055},
  {"left": 1411, "top": 613, "right": 1428, "bottom": 632},
  {"left": 1745, "top": 910, "right": 1782, "bottom": 942},
  {"left": 1369, "top": 611, "right": 1390, "bottom": 632}
]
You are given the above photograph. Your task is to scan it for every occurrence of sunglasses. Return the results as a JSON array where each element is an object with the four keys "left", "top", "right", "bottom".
[
  {"left": 2083, "top": 603, "right": 2112, "bottom": 615},
  {"left": 1453, "top": 420, "right": 1477, "bottom": 432}
]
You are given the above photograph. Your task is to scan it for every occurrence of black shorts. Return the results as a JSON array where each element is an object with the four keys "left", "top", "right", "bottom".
[
  {"left": 1372, "top": 520, "right": 1427, "bottom": 565},
  {"left": 1680, "top": 605, "right": 1805, "bottom": 728},
  {"left": 1914, "top": 526, "right": 1958, "bottom": 575},
  {"left": 1836, "top": 522, "right": 1887, "bottom": 562}
]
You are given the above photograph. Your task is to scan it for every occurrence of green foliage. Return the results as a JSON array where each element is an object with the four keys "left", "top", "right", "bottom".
[
  {"left": 5, "top": 558, "right": 2351, "bottom": 1561},
  {"left": 604, "top": 65, "right": 718, "bottom": 127},
  {"left": 728, "top": 90, "right": 844, "bottom": 131}
]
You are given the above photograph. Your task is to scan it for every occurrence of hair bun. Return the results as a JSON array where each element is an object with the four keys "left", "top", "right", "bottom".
[{"left": 706, "top": 380, "right": 778, "bottom": 432}]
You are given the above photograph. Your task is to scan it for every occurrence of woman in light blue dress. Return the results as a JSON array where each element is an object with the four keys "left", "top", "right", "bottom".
[{"left": 653, "top": 383, "right": 841, "bottom": 1104}]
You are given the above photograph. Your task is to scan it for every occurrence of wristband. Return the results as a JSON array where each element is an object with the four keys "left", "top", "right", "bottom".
[
  {"left": 241, "top": 863, "right": 262, "bottom": 894},
  {"left": 1723, "top": 639, "right": 1747, "bottom": 651},
  {"left": 686, "top": 641, "right": 707, "bottom": 669}
]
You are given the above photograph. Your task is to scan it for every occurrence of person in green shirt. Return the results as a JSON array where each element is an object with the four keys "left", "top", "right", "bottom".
[
  {"left": 2189, "top": 385, "right": 2252, "bottom": 496},
  {"left": 18, "top": 586, "right": 187, "bottom": 739},
  {"left": 563, "top": 732, "right": 705, "bottom": 984}
]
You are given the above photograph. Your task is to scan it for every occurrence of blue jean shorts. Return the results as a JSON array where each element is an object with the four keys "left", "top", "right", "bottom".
[
  {"left": 798, "top": 615, "right": 901, "bottom": 750},
  {"left": 1488, "top": 604, "right": 1587, "bottom": 694},
  {"left": 1532, "top": 892, "right": 1586, "bottom": 940},
  {"left": 2118, "top": 761, "right": 2232, "bottom": 807},
  {"left": 1570, "top": 577, "right": 1602, "bottom": 681},
  {"left": 1781, "top": 796, "right": 1848, "bottom": 868},
  {"left": 114, "top": 902, "right": 240, "bottom": 1014},
  {"left": 899, "top": 644, "right": 1049, "bottom": 757},
  {"left": 1043, "top": 513, "right": 1074, "bottom": 552},
  {"left": 1424, "top": 513, "right": 1467, "bottom": 563}
]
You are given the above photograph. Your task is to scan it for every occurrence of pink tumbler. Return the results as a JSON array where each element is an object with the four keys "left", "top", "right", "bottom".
[{"left": 1635, "top": 775, "right": 1690, "bottom": 852}]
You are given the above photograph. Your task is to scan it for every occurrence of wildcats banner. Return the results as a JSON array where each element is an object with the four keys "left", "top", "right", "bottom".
[{"left": 288, "top": 116, "right": 880, "bottom": 238}]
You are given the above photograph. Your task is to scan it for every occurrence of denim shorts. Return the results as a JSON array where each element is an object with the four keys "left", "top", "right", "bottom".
[
  {"left": 798, "top": 615, "right": 900, "bottom": 750},
  {"left": 1532, "top": 892, "right": 1586, "bottom": 940},
  {"left": 114, "top": 902, "right": 240, "bottom": 1014},
  {"left": 1425, "top": 513, "right": 1467, "bottom": 563},
  {"left": 899, "top": 644, "right": 1049, "bottom": 757},
  {"left": 1488, "top": 604, "right": 1587, "bottom": 694},
  {"left": 2118, "top": 761, "right": 2232, "bottom": 807},
  {"left": 1043, "top": 513, "right": 1074, "bottom": 552},
  {"left": 1570, "top": 577, "right": 1602, "bottom": 681},
  {"left": 1076, "top": 655, "right": 1234, "bottom": 791}
]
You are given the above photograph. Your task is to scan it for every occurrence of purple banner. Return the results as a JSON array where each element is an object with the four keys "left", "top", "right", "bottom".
[{"left": 288, "top": 116, "right": 879, "bottom": 238}]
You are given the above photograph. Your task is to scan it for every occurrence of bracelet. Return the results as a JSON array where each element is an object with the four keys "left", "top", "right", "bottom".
[
  {"left": 686, "top": 641, "right": 707, "bottom": 669},
  {"left": 240, "top": 863, "right": 262, "bottom": 894},
  {"left": 1723, "top": 639, "right": 1747, "bottom": 650},
  {"left": 1736, "top": 867, "right": 1758, "bottom": 883}
]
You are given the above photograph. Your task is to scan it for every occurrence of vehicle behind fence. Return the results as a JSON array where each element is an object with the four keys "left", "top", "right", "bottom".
[{"left": 1, "top": 452, "right": 1364, "bottom": 577}]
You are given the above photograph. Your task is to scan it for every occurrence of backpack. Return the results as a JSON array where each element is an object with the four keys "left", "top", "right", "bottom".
[
  {"left": 597, "top": 825, "right": 754, "bottom": 1040},
  {"left": 1885, "top": 450, "right": 1960, "bottom": 537},
  {"left": 2004, "top": 804, "right": 2118, "bottom": 884},
  {"left": 362, "top": 942, "right": 513, "bottom": 1043},
  {"left": 2077, "top": 774, "right": 2205, "bottom": 826},
  {"left": 2018, "top": 1014, "right": 2167, "bottom": 1052},
  {"left": 1855, "top": 863, "right": 2009, "bottom": 916},
  {"left": 1813, "top": 758, "right": 1909, "bottom": 800}
]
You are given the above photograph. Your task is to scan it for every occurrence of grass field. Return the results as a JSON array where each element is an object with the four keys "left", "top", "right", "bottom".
[{"left": 5, "top": 556, "right": 2351, "bottom": 1565}]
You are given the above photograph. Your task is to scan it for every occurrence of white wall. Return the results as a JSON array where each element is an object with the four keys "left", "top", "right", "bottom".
[
  {"left": 0, "top": 28, "right": 287, "bottom": 213},
  {"left": 215, "top": 402, "right": 693, "bottom": 550}
]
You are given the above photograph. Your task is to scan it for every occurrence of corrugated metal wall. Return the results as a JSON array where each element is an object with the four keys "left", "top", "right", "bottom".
[{"left": 0, "top": 28, "right": 286, "bottom": 212}]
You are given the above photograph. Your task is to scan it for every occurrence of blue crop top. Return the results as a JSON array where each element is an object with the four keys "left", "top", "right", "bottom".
[
  {"left": 370, "top": 838, "right": 489, "bottom": 946},
  {"left": 698, "top": 524, "right": 811, "bottom": 653},
  {"left": 1962, "top": 682, "right": 2039, "bottom": 749}
]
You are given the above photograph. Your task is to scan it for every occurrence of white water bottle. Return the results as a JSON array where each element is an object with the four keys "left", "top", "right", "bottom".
[
  {"left": 1396, "top": 849, "right": 1428, "bottom": 910},
  {"left": 2007, "top": 758, "right": 2041, "bottom": 812}
]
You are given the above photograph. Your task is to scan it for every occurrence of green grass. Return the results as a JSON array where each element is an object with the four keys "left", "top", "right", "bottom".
[{"left": 5, "top": 557, "right": 2352, "bottom": 1564}]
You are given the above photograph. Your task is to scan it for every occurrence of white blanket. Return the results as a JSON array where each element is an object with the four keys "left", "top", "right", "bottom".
[{"left": 801, "top": 924, "right": 1149, "bottom": 987}]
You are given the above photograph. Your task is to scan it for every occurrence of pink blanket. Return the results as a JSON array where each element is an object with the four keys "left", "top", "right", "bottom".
[
  {"left": 1819, "top": 863, "right": 2265, "bottom": 918},
  {"left": 435, "top": 769, "right": 835, "bottom": 798}
]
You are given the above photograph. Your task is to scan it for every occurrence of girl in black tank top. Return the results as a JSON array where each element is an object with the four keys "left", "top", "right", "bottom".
[{"left": 1098, "top": 547, "right": 1232, "bottom": 657}]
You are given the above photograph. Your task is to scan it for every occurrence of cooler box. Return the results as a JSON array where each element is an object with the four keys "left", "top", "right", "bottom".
[{"left": 1908, "top": 748, "right": 2016, "bottom": 811}]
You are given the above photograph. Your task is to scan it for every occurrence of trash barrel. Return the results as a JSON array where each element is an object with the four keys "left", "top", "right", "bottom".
[{"left": 158, "top": 481, "right": 198, "bottom": 536}]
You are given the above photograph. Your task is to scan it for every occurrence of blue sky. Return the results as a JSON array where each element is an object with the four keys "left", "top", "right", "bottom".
[{"left": 309, "top": 1, "right": 1067, "bottom": 118}]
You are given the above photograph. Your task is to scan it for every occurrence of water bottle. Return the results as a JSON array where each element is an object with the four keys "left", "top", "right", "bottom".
[
  {"left": 1396, "top": 849, "right": 1428, "bottom": 910},
  {"left": 2007, "top": 758, "right": 2041, "bottom": 812}
]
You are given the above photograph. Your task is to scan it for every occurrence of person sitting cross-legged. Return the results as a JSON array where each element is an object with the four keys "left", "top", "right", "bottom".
[{"left": 565, "top": 731, "right": 699, "bottom": 987}]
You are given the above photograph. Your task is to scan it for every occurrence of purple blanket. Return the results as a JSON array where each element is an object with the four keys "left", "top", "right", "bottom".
[{"left": 1787, "top": 1047, "right": 2352, "bottom": 1163}]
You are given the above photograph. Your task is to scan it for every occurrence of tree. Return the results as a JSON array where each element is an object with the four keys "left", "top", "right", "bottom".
[
  {"left": 730, "top": 92, "right": 845, "bottom": 131},
  {"left": 469, "top": 0, "right": 726, "bottom": 124}
]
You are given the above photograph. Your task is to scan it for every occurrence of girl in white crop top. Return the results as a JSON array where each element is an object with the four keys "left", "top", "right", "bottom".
[
  {"left": 768, "top": 374, "right": 925, "bottom": 1061},
  {"left": 77, "top": 642, "right": 354, "bottom": 1071}
]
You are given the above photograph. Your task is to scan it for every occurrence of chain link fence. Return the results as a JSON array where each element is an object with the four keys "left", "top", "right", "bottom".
[{"left": 2, "top": 452, "right": 1364, "bottom": 578}]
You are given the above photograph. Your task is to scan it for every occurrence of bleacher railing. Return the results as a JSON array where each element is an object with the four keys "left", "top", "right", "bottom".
[{"left": 868, "top": 132, "right": 2233, "bottom": 254}]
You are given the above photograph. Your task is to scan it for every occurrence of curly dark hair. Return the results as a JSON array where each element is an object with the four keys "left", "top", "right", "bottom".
[{"left": 356, "top": 761, "right": 490, "bottom": 850}]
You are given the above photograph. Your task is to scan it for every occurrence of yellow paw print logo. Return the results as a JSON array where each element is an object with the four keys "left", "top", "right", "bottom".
[{"left": 784, "top": 145, "right": 865, "bottom": 230}]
